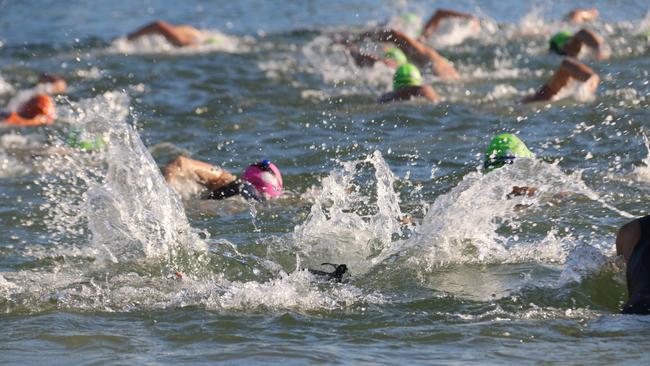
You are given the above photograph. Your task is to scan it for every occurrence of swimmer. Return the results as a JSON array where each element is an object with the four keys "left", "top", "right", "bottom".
[
  {"left": 2, "top": 94, "right": 56, "bottom": 127},
  {"left": 418, "top": 8, "right": 480, "bottom": 41},
  {"left": 484, "top": 133, "right": 537, "bottom": 198},
  {"left": 358, "top": 28, "right": 460, "bottom": 81},
  {"left": 347, "top": 45, "right": 409, "bottom": 69},
  {"left": 163, "top": 156, "right": 283, "bottom": 201},
  {"left": 616, "top": 215, "right": 650, "bottom": 314},
  {"left": 564, "top": 8, "right": 599, "bottom": 24},
  {"left": 549, "top": 29, "right": 608, "bottom": 60},
  {"left": 523, "top": 57, "right": 599, "bottom": 103},
  {"left": 379, "top": 63, "right": 439, "bottom": 103},
  {"left": 127, "top": 20, "right": 207, "bottom": 47}
]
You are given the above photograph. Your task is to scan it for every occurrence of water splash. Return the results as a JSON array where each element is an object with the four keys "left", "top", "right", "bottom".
[
  {"left": 426, "top": 18, "right": 480, "bottom": 48},
  {"left": 405, "top": 158, "right": 631, "bottom": 270},
  {"left": 633, "top": 135, "right": 650, "bottom": 183},
  {"left": 292, "top": 151, "right": 404, "bottom": 273},
  {"left": 106, "top": 31, "right": 248, "bottom": 55},
  {"left": 297, "top": 34, "right": 393, "bottom": 95}
]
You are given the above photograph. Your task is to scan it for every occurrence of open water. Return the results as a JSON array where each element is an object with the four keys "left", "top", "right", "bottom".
[{"left": 1, "top": 0, "right": 650, "bottom": 364}]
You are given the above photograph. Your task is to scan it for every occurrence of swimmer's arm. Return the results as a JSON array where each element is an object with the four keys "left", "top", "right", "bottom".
[
  {"left": 419, "top": 9, "right": 478, "bottom": 40},
  {"left": 523, "top": 58, "right": 597, "bottom": 102},
  {"left": 360, "top": 28, "right": 422, "bottom": 59},
  {"left": 163, "top": 156, "right": 237, "bottom": 191},
  {"left": 565, "top": 8, "right": 599, "bottom": 24},
  {"left": 569, "top": 29, "right": 608, "bottom": 60},
  {"left": 616, "top": 219, "right": 641, "bottom": 261},
  {"left": 127, "top": 20, "right": 191, "bottom": 47},
  {"left": 506, "top": 186, "right": 537, "bottom": 199},
  {"left": 360, "top": 29, "right": 459, "bottom": 80},
  {"left": 419, "top": 85, "right": 441, "bottom": 102}
]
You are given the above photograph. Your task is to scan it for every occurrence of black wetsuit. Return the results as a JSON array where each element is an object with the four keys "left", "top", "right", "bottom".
[
  {"left": 208, "top": 180, "right": 261, "bottom": 201},
  {"left": 623, "top": 215, "right": 650, "bottom": 314}
]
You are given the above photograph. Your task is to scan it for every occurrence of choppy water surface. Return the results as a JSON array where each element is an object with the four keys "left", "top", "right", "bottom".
[{"left": 1, "top": 0, "right": 650, "bottom": 364}]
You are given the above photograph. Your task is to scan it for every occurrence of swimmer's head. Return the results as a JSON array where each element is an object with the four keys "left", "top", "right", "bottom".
[
  {"left": 17, "top": 94, "right": 56, "bottom": 123},
  {"left": 549, "top": 31, "right": 572, "bottom": 54},
  {"left": 484, "top": 133, "right": 534, "bottom": 172},
  {"left": 242, "top": 159, "right": 283, "bottom": 198},
  {"left": 384, "top": 47, "right": 408, "bottom": 65},
  {"left": 393, "top": 63, "right": 422, "bottom": 91}
]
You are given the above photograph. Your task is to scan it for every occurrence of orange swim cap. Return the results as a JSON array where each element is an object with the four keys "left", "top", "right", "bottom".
[{"left": 17, "top": 94, "right": 56, "bottom": 124}]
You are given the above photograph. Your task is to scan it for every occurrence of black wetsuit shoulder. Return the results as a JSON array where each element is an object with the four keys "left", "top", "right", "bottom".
[
  {"left": 623, "top": 215, "right": 650, "bottom": 314},
  {"left": 207, "top": 180, "right": 261, "bottom": 201}
]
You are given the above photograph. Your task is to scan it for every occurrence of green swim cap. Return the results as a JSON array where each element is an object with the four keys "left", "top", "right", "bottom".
[
  {"left": 66, "top": 128, "right": 106, "bottom": 152},
  {"left": 484, "top": 133, "right": 534, "bottom": 172},
  {"left": 393, "top": 63, "right": 422, "bottom": 91},
  {"left": 206, "top": 35, "right": 221, "bottom": 45},
  {"left": 549, "top": 31, "right": 572, "bottom": 54},
  {"left": 384, "top": 47, "right": 408, "bottom": 65},
  {"left": 402, "top": 12, "right": 420, "bottom": 26}
]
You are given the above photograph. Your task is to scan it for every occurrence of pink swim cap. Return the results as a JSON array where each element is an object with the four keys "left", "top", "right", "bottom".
[{"left": 242, "top": 160, "right": 283, "bottom": 198}]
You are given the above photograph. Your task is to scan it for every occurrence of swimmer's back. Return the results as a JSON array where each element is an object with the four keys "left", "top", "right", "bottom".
[{"left": 623, "top": 215, "right": 650, "bottom": 314}]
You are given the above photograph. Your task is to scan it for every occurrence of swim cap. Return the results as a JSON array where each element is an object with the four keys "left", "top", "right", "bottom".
[
  {"left": 66, "top": 128, "right": 106, "bottom": 151},
  {"left": 484, "top": 133, "right": 534, "bottom": 171},
  {"left": 403, "top": 12, "right": 419, "bottom": 24},
  {"left": 206, "top": 35, "right": 221, "bottom": 45},
  {"left": 18, "top": 94, "right": 55, "bottom": 123},
  {"left": 242, "top": 160, "right": 283, "bottom": 198},
  {"left": 549, "top": 31, "right": 572, "bottom": 54},
  {"left": 384, "top": 47, "right": 408, "bottom": 65},
  {"left": 393, "top": 63, "right": 422, "bottom": 91}
]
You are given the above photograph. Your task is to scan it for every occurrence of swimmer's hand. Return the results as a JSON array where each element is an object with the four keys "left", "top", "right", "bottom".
[
  {"left": 506, "top": 186, "right": 537, "bottom": 199},
  {"left": 308, "top": 263, "right": 348, "bottom": 283},
  {"left": 167, "top": 271, "right": 183, "bottom": 280}
]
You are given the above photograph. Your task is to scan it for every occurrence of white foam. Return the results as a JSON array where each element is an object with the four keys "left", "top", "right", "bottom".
[
  {"left": 633, "top": 135, "right": 650, "bottom": 183},
  {"left": 292, "top": 151, "right": 404, "bottom": 274},
  {"left": 427, "top": 18, "right": 480, "bottom": 48},
  {"left": 0, "top": 74, "right": 13, "bottom": 95},
  {"left": 405, "top": 158, "right": 632, "bottom": 271},
  {"left": 106, "top": 30, "right": 247, "bottom": 56}
]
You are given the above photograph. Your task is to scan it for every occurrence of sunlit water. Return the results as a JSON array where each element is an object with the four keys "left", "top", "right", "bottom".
[{"left": 1, "top": 0, "right": 650, "bottom": 364}]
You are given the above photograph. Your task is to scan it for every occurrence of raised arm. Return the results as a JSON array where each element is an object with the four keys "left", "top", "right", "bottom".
[
  {"left": 128, "top": 20, "right": 199, "bottom": 47},
  {"left": 419, "top": 9, "right": 478, "bottom": 40},
  {"left": 163, "top": 156, "right": 237, "bottom": 192},
  {"left": 360, "top": 29, "right": 460, "bottom": 80},
  {"left": 523, "top": 58, "right": 598, "bottom": 103},
  {"left": 563, "top": 29, "right": 608, "bottom": 60},
  {"left": 565, "top": 8, "right": 599, "bottom": 24}
]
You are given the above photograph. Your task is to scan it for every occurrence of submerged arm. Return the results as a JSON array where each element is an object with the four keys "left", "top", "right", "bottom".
[{"left": 360, "top": 29, "right": 459, "bottom": 80}]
